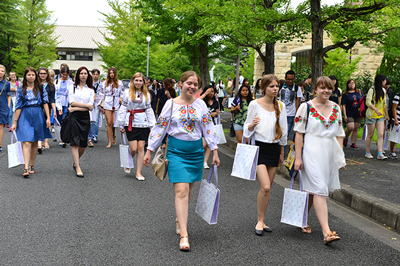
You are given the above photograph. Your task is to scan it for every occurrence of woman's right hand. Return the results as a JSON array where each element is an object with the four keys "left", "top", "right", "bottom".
[
  {"left": 395, "top": 120, "right": 399, "bottom": 126},
  {"left": 143, "top": 150, "right": 152, "bottom": 167},
  {"left": 10, "top": 123, "right": 16, "bottom": 132},
  {"left": 375, "top": 110, "right": 382, "bottom": 116},
  {"left": 120, "top": 128, "right": 125, "bottom": 133},
  {"left": 58, "top": 110, "right": 63, "bottom": 115},
  {"left": 294, "top": 158, "right": 303, "bottom": 171},
  {"left": 344, "top": 116, "right": 347, "bottom": 122}
]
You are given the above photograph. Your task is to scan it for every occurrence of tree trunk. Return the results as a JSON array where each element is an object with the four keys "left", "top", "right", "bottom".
[
  {"left": 7, "top": 34, "right": 11, "bottom": 71},
  {"left": 264, "top": 41, "right": 275, "bottom": 74},
  {"left": 198, "top": 36, "right": 210, "bottom": 88},
  {"left": 235, "top": 43, "right": 240, "bottom": 93},
  {"left": 311, "top": 0, "right": 324, "bottom": 86},
  {"left": 192, "top": 46, "right": 197, "bottom": 70}
]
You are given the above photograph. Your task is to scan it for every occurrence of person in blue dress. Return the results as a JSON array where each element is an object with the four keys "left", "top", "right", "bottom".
[
  {"left": 0, "top": 64, "right": 11, "bottom": 152},
  {"left": 10, "top": 67, "right": 52, "bottom": 178}
]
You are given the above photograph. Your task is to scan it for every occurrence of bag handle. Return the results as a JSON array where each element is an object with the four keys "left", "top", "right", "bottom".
[
  {"left": 54, "top": 117, "right": 61, "bottom": 127},
  {"left": 290, "top": 170, "right": 303, "bottom": 191},
  {"left": 11, "top": 131, "right": 19, "bottom": 144},
  {"left": 162, "top": 99, "right": 174, "bottom": 156},
  {"left": 206, "top": 163, "right": 218, "bottom": 186},
  {"left": 216, "top": 115, "right": 221, "bottom": 125},
  {"left": 241, "top": 134, "right": 256, "bottom": 145},
  {"left": 121, "top": 132, "right": 128, "bottom": 145}
]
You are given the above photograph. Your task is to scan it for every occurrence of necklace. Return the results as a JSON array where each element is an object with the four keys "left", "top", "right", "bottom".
[{"left": 313, "top": 100, "right": 330, "bottom": 115}]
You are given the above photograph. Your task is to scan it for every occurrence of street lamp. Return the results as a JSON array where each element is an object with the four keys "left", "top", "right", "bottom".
[{"left": 146, "top": 36, "right": 151, "bottom": 77}]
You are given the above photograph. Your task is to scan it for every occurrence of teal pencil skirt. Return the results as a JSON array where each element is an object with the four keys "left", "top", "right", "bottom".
[{"left": 166, "top": 136, "right": 204, "bottom": 183}]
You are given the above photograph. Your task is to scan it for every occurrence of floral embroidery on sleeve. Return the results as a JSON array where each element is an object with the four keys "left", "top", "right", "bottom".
[
  {"left": 295, "top": 115, "right": 306, "bottom": 124},
  {"left": 156, "top": 116, "right": 169, "bottom": 129},
  {"left": 202, "top": 112, "right": 212, "bottom": 127}
]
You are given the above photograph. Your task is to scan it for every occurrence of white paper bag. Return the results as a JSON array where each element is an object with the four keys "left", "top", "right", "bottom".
[
  {"left": 389, "top": 125, "right": 400, "bottom": 144},
  {"left": 120, "top": 133, "right": 134, "bottom": 169},
  {"left": 54, "top": 118, "right": 61, "bottom": 142},
  {"left": 215, "top": 116, "right": 226, "bottom": 145},
  {"left": 231, "top": 136, "right": 259, "bottom": 181},
  {"left": 8, "top": 131, "right": 25, "bottom": 168},
  {"left": 281, "top": 171, "right": 308, "bottom": 228},
  {"left": 195, "top": 165, "right": 220, "bottom": 225}
]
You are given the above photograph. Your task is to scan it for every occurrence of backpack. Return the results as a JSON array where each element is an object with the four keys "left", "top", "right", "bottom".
[
  {"left": 359, "top": 89, "right": 374, "bottom": 118},
  {"left": 279, "top": 83, "right": 298, "bottom": 92}
]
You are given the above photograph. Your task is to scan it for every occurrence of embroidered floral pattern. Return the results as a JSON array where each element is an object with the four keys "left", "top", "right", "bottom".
[
  {"left": 178, "top": 106, "right": 198, "bottom": 134},
  {"left": 202, "top": 113, "right": 212, "bottom": 127},
  {"left": 156, "top": 116, "right": 169, "bottom": 129},
  {"left": 295, "top": 115, "right": 306, "bottom": 124},
  {"left": 310, "top": 103, "right": 341, "bottom": 129}
]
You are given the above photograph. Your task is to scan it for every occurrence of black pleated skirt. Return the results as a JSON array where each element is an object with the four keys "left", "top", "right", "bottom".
[
  {"left": 255, "top": 141, "right": 280, "bottom": 167},
  {"left": 70, "top": 111, "right": 90, "bottom": 148}
]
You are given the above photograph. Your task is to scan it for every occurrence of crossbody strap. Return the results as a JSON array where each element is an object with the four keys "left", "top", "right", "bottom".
[
  {"left": 163, "top": 100, "right": 174, "bottom": 156},
  {"left": 0, "top": 80, "right": 7, "bottom": 95}
]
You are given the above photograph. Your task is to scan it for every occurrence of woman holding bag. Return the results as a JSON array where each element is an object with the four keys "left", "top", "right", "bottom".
[
  {"left": 143, "top": 71, "right": 220, "bottom": 251},
  {"left": 243, "top": 74, "right": 287, "bottom": 236},
  {"left": 10, "top": 67, "right": 52, "bottom": 178},
  {"left": 118, "top": 72, "right": 155, "bottom": 180},
  {"left": 294, "top": 76, "right": 345, "bottom": 244},
  {"left": 68, "top": 67, "right": 94, "bottom": 178}
]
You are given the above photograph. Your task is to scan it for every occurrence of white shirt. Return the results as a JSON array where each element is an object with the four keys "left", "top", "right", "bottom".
[
  {"left": 243, "top": 100, "right": 288, "bottom": 146},
  {"left": 278, "top": 84, "right": 303, "bottom": 116},
  {"left": 68, "top": 84, "right": 94, "bottom": 105}
]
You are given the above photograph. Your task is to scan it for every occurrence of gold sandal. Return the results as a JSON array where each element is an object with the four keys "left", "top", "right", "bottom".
[
  {"left": 179, "top": 235, "right": 190, "bottom": 251},
  {"left": 300, "top": 225, "right": 312, "bottom": 234},
  {"left": 324, "top": 231, "right": 340, "bottom": 245}
]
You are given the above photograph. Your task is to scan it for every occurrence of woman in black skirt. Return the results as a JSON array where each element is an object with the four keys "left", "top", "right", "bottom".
[
  {"left": 68, "top": 67, "right": 94, "bottom": 178},
  {"left": 243, "top": 74, "right": 288, "bottom": 236}
]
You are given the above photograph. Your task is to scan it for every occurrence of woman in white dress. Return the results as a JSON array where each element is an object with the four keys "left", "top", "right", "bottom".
[
  {"left": 244, "top": 74, "right": 287, "bottom": 236},
  {"left": 98, "top": 67, "right": 125, "bottom": 148},
  {"left": 119, "top": 73, "right": 155, "bottom": 180},
  {"left": 294, "top": 76, "right": 345, "bottom": 245}
]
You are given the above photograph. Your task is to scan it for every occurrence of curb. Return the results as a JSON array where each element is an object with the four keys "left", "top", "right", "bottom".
[{"left": 222, "top": 135, "right": 400, "bottom": 232}]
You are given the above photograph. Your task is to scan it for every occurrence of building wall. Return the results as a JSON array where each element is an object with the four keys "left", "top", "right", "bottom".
[
  {"left": 51, "top": 48, "right": 106, "bottom": 74},
  {"left": 254, "top": 33, "right": 384, "bottom": 81}
]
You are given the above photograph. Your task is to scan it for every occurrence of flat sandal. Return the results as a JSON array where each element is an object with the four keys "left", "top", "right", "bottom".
[
  {"left": 28, "top": 165, "right": 35, "bottom": 174},
  {"left": 23, "top": 169, "right": 30, "bottom": 178},
  {"left": 179, "top": 235, "right": 190, "bottom": 251}
]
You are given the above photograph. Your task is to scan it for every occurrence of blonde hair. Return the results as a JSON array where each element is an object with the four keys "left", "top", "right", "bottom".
[
  {"left": 129, "top": 72, "right": 149, "bottom": 102},
  {"left": 0, "top": 64, "right": 6, "bottom": 73},
  {"left": 261, "top": 74, "right": 282, "bottom": 141}
]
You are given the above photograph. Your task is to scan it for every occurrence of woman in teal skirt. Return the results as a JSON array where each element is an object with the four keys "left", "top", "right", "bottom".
[
  {"left": 144, "top": 71, "right": 220, "bottom": 251},
  {"left": 10, "top": 67, "right": 52, "bottom": 178}
]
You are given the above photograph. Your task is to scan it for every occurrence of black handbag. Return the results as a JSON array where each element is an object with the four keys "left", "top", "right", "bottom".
[
  {"left": 61, "top": 112, "right": 72, "bottom": 143},
  {"left": 229, "top": 122, "right": 235, "bottom": 137}
]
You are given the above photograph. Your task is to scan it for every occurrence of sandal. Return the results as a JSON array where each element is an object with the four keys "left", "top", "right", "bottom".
[
  {"left": 300, "top": 225, "right": 312, "bottom": 234},
  {"left": 23, "top": 169, "right": 30, "bottom": 178},
  {"left": 179, "top": 235, "right": 190, "bottom": 251},
  {"left": 88, "top": 140, "right": 94, "bottom": 147},
  {"left": 28, "top": 165, "right": 35, "bottom": 174},
  {"left": 176, "top": 219, "right": 181, "bottom": 235},
  {"left": 44, "top": 145, "right": 50, "bottom": 149},
  {"left": 112, "top": 135, "right": 116, "bottom": 145},
  {"left": 324, "top": 231, "right": 340, "bottom": 245},
  {"left": 106, "top": 143, "right": 112, "bottom": 148}
]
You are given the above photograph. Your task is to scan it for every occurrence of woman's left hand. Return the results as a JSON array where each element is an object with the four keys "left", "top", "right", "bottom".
[
  {"left": 212, "top": 152, "right": 220, "bottom": 167},
  {"left": 68, "top": 107, "right": 74, "bottom": 113},
  {"left": 386, "top": 115, "right": 390, "bottom": 121},
  {"left": 278, "top": 153, "right": 284, "bottom": 166},
  {"left": 46, "top": 118, "right": 51, "bottom": 128}
]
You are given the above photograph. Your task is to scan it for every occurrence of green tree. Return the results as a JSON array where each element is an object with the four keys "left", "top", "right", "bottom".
[
  {"left": 11, "top": 0, "right": 58, "bottom": 76},
  {"left": 323, "top": 48, "right": 362, "bottom": 89}
]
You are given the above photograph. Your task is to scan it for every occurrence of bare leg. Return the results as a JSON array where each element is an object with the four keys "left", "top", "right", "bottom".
[
  {"left": 174, "top": 183, "right": 191, "bottom": 236},
  {"left": 376, "top": 121, "right": 385, "bottom": 152},
  {"left": 365, "top": 123, "right": 376, "bottom": 152},
  {"left": 136, "top": 141, "right": 145, "bottom": 177},
  {"left": 344, "top": 122, "right": 354, "bottom": 139},
  {"left": 71, "top": 145, "right": 84, "bottom": 175},
  {"left": 22, "top": 142, "right": 32, "bottom": 169},
  {"left": 313, "top": 195, "right": 331, "bottom": 236},
  {"left": 0, "top": 124, "right": 4, "bottom": 147},
  {"left": 104, "top": 110, "right": 114, "bottom": 147},
  {"left": 235, "top": 130, "right": 243, "bottom": 144},
  {"left": 255, "top": 165, "right": 277, "bottom": 230},
  {"left": 351, "top": 122, "right": 361, "bottom": 144},
  {"left": 390, "top": 141, "right": 396, "bottom": 153},
  {"left": 29, "top": 141, "right": 39, "bottom": 167}
]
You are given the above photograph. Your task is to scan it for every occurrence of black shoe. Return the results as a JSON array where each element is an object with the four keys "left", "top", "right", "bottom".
[
  {"left": 263, "top": 227, "right": 272, "bottom": 232},
  {"left": 255, "top": 228, "right": 263, "bottom": 236},
  {"left": 38, "top": 148, "right": 42, "bottom": 154},
  {"left": 76, "top": 173, "right": 84, "bottom": 178},
  {"left": 73, "top": 163, "right": 76, "bottom": 172}
]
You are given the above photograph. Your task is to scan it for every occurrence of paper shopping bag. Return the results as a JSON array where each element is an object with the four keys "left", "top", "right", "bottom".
[
  {"left": 389, "top": 125, "right": 400, "bottom": 144},
  {"left": 195, "top": 164, "right": 220, "bottom": 225},
  {"left": 120, "top": 133, "right": 134, "bottom": 169},
  {"left": 8, "top": 131, "right": 24, "bottom": 168},
  {"left": 215, "top": 116, "right": 226, "bottom": 144},
  {"left": 281, "top": 170, "right": 308, "bottom": 228},
  {"left": 54, "top": 118, "right": 61, "bottom": 142},
  {"left": 231, "top": 136, "right": 259, "bottom": 181}
]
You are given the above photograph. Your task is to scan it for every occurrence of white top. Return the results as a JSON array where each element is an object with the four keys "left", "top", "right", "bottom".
[
  {"left": 68, "top": 85, "right": 95, "bottom": 105},
  {"left": 243, "top": 100, "right": 288, "bottom": 146},
  {"left": 147, "top": 98, "right": 218, "bottom": 152},
  {"left": 97, "top": 80, "right": 125, "bottom": 110},
  {"left": 278, "top": 85, "right": 303, "bottom": 116},
  {"left": 118, "top": 90, "right": 156, "bottom": 129},
  {"left": 92, "top": 80, "right": 103, "bottom": 106},
  {"left": 55, "top": 79, "right": 74, "bottom": 110},
  {"left": 217, "top": 84, "right": 225, "bottom": 98},
  {"left": 293, "top": 101, "right": 345, "bottom": 197}
]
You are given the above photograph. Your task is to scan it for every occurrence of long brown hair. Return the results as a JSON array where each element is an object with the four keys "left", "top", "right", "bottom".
[
  {"left": 129, "top": 72, "right": 149, "bottom": 102},
  {"left": 180, "top": 71, "right": 202, "bottom": 89},
  {"left": 22, "top": 67, "right": 40, "bottom": 97},
  {"left": 105, "top": 67, "right": 119, "bottom": 88},
  {"left": 37, "top": 67, "right": 54, "bottom": 90},
  {"left": 261, "top": 74, "right": 282, "bottom": 141}
]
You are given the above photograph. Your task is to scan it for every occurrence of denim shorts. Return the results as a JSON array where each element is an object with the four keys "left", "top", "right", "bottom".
[
  {"left": 365, "top": 116, "right": 385, "bottom": 124},
  {"left": 233, "top": 123, "right": 243, "bottom": 131}
]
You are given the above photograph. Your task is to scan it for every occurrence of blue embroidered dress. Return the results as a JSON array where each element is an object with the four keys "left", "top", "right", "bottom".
[
  {"left": 15, "top": 88, "right": 52, "bottom": 142},
  {"left": 147, "top": 98, "right": 217, "bottom": 183},
  {"left": 0, "top": 79, "right": 11, "bottom": 124}
]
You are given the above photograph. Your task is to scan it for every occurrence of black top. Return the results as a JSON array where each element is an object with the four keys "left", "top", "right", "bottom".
[
  {"left": 329, "top": 89, "right": 341, "bottom": 104},
  {"left": 205, "top": 98, "right": 219, "bottom": 124},
  {"left": 153, "top": 88, "right": 176, "bottom": 115}
]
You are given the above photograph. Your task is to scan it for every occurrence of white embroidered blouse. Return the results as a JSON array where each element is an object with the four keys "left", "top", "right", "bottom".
[
  {"left": 118, "top": 90, "right": 156, "bottom": 129},
  {"left": 68, "top": 85, "right": 94, "bottom": 105},
  {"left": 97, "top": 80, "right": 125, "bottom": 110},
  {"left": 147, "top": 98, "right": 218, "bottom": 152},
  {"left": 243, "top": 100, "right": 288, "bottom": 146}
]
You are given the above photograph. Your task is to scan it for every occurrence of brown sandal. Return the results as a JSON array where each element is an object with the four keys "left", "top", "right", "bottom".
[
  {"left": 23, "top": 169, "right": 30, "bottom": 178},
  {"left": 324, "top": 231, "right": 340, "bottom": 245},
  {"left": 88, "top": 139, "right": 94, "bottom": 147},
  {"left": 300, "top": 225, "right": 312, "bottom": 234}
]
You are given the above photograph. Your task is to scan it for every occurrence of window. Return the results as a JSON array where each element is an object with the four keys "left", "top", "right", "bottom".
[{"left": 57, "top": 50, "right": 93, "bottom": 61}]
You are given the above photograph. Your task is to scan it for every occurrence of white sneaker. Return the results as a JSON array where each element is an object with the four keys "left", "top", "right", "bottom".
[
  {"left": 377, "top": 153, "right": 387, "bottom": 160},
  {"left": 51, "top": 128, "right": 55, "bottom": 133},
  {"left": 124, "top": 168, "right": 131, "bottom": 174},
  {"left": 388, "top": 152, "right": 398, "bottom": 159},
  {"left": 204, "top": 162, "right": 209, "bottom": 169},
  {"left": 136, "top": 176, "right": 145, "bottom": 181},
  {"left": 365, "top": 152, "right": 373, "bottom": 159}
]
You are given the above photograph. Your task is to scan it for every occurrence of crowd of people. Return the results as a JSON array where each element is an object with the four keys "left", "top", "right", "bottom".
[{"left": 1, "top": 62, "right": 398, "bottom": 251}]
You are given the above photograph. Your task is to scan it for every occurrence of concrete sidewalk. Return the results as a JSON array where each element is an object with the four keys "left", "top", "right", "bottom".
[{"left": 218, "top": 111, "right": 400, "bottom": 232}]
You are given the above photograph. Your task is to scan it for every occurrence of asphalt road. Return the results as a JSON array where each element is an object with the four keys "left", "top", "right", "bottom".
[{"left": 1, "top": 127, "right": 400, "bottom": 265}]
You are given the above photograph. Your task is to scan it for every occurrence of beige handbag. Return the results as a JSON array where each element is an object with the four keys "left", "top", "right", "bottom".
[{"left": 151, "top": 100, "right": 173, "bottom": 181}]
